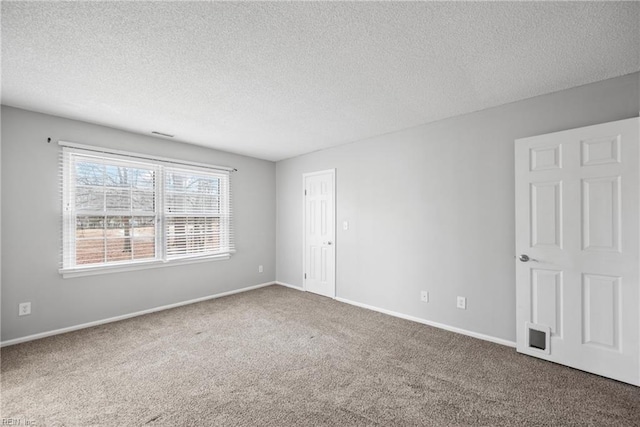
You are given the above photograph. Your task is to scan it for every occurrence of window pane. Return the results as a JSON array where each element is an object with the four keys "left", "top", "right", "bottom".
[
  {"left": 76, "top": 187, "right": 104, "bottom": 211},
  {"left": 104, "top": 165, "right": 130, "bottom": 187},
  {"left": 205, "top": 217, "right": 220, "bottom": 235},
  {"left": 167, "top": 216, "right": 187, "bottom": 256},
  {"left": 76, "top": 239, "right": 105, "bottom": 265},
  {"left": 132, "top": 191, "right": 155, "bottom": 212},
  {"left": 106, "top": 238, "right": 132, "bottom": 262},
  {"left": 207, "top": 196, "right": 220, "bottom": 212},
  {"left": 166, "top": 216, "right": 221, "bottom": 257},
  {"left": 75, "top": 162, "right": 104, "bottom": 186},
  {"left": 189, "top": 217, "right": 205, "bottom": 232},
  {"left": 105, "top": 216, "right": 132, "bottom": 237},
  {"left": 165, "top": 171, "right": 220, "bottom": 195},
  {"left": 165, "top": 193, "right": 185, "bottom": 212},
  {"left": 74, "top": 215, "right": 156, "bottom": 266},
  {"left": 132, "top": 216, "right": 155, "bottom": 237},
  {"left": 167, "top": 235, "right": 187, "bottom": 255},
  {"left": 167, "top": 217, "right": 186, "bottom": 236},
  {"left": 76, "top": 216, "right": 105, "bottom": 239},
  {"left": 184, "top": 195, "right": 219, "bottom": 213},
  {"left": 183, "top": 176, "right": 218, "bottom": 194},
  {"left": 130, "top": 168, "right": 155, "bottom": 190},
  {"left": 132, "top": 238, "right": 155, "bottom": 260},
  {"left": 106, "top": 189, "right": 131, "bottom": 211},
  {"left": 165, "top": 173, "right": 186, "bottom": 192}
]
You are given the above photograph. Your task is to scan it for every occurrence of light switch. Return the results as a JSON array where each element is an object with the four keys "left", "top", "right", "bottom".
[{"left": 343, "top": 221, "right": 349, "bottom": 230}]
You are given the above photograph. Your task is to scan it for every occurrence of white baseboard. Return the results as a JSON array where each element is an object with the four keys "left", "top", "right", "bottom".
[
  {"left": 1, "top": 281, "right": 276, "bottom": 347},
  {"left": 335, "top": 297, "right": 516, "bottom": 348},
  {"left": 275, "top": 281, "right": 304, "bottom": 291},
  {"left": 273, "top": 283, "right": 513, "bottom": 347},
  {"left": 3, "top": 282, "right": 515, "bottom": 349}
]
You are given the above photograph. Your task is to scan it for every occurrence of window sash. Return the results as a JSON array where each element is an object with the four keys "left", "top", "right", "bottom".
[
  {"left": 61, "top": 146, "right": 233, "bottom": 273},
  {"left": 74, "top": 214, "right": 159, "bottom": 265},
  {"left": 163, "top": 166, "right": 232, "bottom": 259}
]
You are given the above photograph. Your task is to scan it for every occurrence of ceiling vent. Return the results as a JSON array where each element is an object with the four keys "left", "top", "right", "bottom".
[{"left": 151, "top": 131, "right": 174, "bottom": 138}]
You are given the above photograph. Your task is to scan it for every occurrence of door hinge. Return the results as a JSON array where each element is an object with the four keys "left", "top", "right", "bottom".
[
  {"left": 304, "top": 273, "right": 307, "bottom": 279},
  {"left": 304, "top": 190, "right": 307, "bottom": 196}
]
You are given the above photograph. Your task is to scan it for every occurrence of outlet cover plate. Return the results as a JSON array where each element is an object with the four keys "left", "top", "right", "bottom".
[
  {"left": 19, "top": 302, "right": 31, "bottom": 316},
  {"left": 456, "top": 296, "right": 466, "bottom": 310},
  {"left": 420, "top": 291, "right": 429, "bottom": 303}
]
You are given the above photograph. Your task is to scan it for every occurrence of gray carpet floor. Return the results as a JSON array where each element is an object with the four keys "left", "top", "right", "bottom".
[{"left": 1, "top": 285, "right": 639, "bottom": 426}]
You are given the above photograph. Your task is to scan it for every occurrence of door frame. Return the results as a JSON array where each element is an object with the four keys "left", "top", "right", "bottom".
[{"left": 302, "top": 169, "right": 336, "bottom": 297}]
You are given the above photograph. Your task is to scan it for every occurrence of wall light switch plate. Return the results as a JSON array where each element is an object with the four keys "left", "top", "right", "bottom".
[
  {"left": 456, "top": 296, "right": 466, "bottom": 310},
  {"left": 343, "top": 221, "right": 349, "bottom": 230},
  {"left": 420, "top": 291, "right": 429, "bottom": 303},
  {"left": 258, "top": 265, "right": 263, "bottom": 273}
]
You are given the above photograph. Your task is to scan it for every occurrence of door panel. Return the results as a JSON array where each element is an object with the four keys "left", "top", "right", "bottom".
[
  {"left": 581, "top": 136, "right": 620, "bottom": 166},
  {"left": 530, "top": 181, "right": 563, "bottom": 248},
  {"left": 530, "top": 269, "right": 563, "bottom": 338},
  {"left": 515, "top": 117, "right": 639, "bottom": 386},
  {"left": 581, "top": 176, "right": 620, "bottom": 252},
  {"left": 582, "top": 274, "right": 620, "bottom": 350},
  {"left": 303, "top": 170, "right": 336, "bottom": 298},
  {"left": 530, "top": 144, "right": 562, "bottom": 171}
]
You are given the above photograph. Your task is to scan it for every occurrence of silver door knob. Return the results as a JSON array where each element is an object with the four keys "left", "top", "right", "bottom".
[
  {"left": 519, "top": 254, "right": 530, "bottom": 262},
  {"left": 327, "top": 241, "right": 333, "bottom": 245}
]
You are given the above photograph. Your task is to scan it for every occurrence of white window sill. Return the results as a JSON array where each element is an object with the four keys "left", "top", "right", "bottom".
[{"left": 60, "top": 254, "right": 232, "bottom": 279}]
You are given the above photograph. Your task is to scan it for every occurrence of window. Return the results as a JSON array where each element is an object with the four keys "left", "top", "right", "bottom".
[
  {"left": 61, "top": 144, "right": 233, "bottom": 276},
  {"left": 164, "top": 166, "right": 231, "bottom": 260}
]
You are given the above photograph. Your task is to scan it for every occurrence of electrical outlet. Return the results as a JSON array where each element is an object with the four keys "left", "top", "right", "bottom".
[
  {"left": 420, "top": 291, "right": 429, "bottom": 303},
  {"left": 19, "top": 302, "right": 31, "bottom": 316},
  {"left": 258, "top": 265, "right": 263, "bottom": 273},
  {"left": 456, "top": 296, "right": 466, "bottom": 310}
]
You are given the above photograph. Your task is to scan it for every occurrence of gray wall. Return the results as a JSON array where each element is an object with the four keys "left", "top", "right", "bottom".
[
  {"left": 3, "top": 73, "right": 639, "bottom": 345},
  {"left": 276, "top": 72, "right": 640, "bottom": 343},
  {"left": 1, "top": 106, "right": 276, "bottom": 342}
]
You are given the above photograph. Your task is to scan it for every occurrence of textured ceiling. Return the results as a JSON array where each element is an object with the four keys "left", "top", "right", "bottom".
[{"left": 2, "top": 2, "right": 639, "bottom": 161}]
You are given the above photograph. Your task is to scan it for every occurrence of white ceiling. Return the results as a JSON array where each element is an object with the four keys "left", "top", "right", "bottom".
[{"left": 2, "top": 2, "right": 639, "bottom": 161}]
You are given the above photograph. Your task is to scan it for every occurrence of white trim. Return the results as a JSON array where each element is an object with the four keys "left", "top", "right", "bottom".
[
  {"left": 302, "top": 169, "right": 336, "bottom": 297},
  {"left": 273, "top": 283, "right": 514, "bottom": 347},
  {"left": 59, "top": 140, "right": 235, "bottom": 172},
  {"left": 1, "top": 281, "right": 275, "bottom": 347},
  {"left": 302, "top": 169, "right": 337, "bottom": 178},
  {"left": 335, "top": 297, "right": 516, "bottom": 348},
  {"left": 60, "top": 254, "right": 231, "bottom": 278},
  {"left": 275, "top": 281, "right": 304, "bottom": 290},
  {"left": 302, "top": 174, "right": 306, "bottom": 291}
]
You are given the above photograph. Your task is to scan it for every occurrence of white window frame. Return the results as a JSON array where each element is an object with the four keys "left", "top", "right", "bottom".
[{"left": 60, "top": 142, "right": 234, "bottom": 278}]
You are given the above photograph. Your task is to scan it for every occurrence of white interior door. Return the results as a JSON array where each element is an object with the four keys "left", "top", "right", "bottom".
[
  {"left": 303, "top": 169, "right": 336, "bottom": 298},
  {"left": 515, "top": 117, "right": 639, "bottom": 386}
]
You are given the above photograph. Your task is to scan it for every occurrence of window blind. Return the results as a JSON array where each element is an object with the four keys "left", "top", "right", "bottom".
[
  {"left": 164, "top": 166, "right": 234, "bottom": 259},
  {"left": 60, "top": 144, "right": 234, "bottom": 273}
]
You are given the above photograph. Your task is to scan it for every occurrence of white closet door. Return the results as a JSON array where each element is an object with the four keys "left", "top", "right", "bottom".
[{"left": 303, "top": 170, "right": 336, "bottom": 298}]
